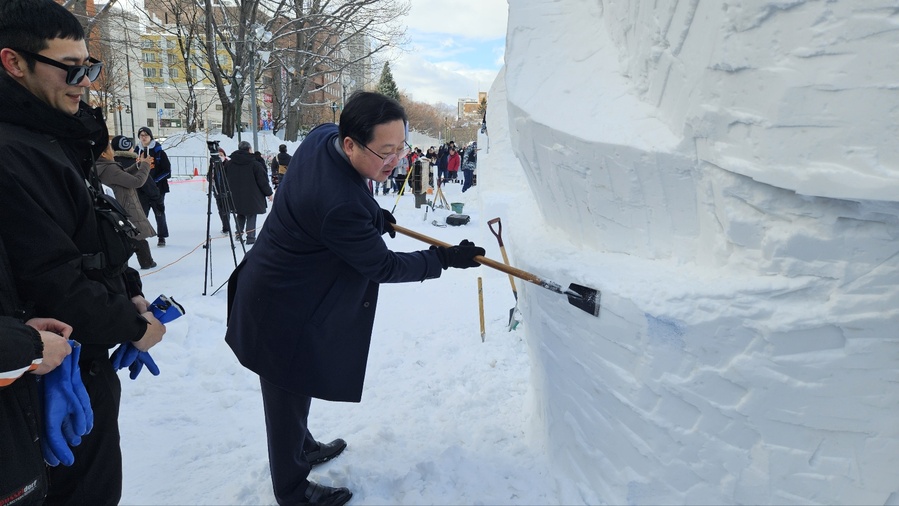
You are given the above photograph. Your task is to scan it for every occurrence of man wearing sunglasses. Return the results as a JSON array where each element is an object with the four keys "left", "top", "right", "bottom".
[
  {"left": 226, "top": 91, "right": 486, "bottom": 505},
  {"left": 0, "top": 1, "right": 167, "bottom": 504}
]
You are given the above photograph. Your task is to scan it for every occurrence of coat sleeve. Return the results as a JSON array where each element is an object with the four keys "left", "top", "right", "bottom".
[
  {"left": 152, "top": 149, "right": 172, "bottom": 182},
  {"left": 254, "top": 162, "right": 274, "bottom": 197},
  {"left": 0, "top": 316, "right": 42, "bottom": 389},
  {"left": 97, "top": 160, "right": 151, "bottom": 189},
  {"left": 0, "top": 156, "right": 148, "bottom": 347},
  {"left": 320, "top": 200, "right": 442, "bottom": 284}
]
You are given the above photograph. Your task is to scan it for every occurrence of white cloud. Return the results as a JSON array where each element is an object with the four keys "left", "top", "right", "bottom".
[
  {"left": 405, "top": 0, "right": 509, "bottom": 40},
  {"left": 388, "top": 0, "right": 508, "bottom": 107}
]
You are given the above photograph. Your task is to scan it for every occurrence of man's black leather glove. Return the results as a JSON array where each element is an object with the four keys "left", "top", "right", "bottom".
[
  {"left": 431, "top": 240, "right": 485, "bottom": 269},
  {"left": 381, "top": 208, "right": 396, "bottom": 238}
]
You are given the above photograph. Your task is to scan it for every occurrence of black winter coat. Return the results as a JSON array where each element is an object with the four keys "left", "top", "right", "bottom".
[
  {"left": 0, "top": 231, "right": 47, "bottom": 506},
  {"left": 225, "top": 124, "right": 443, "bottom": 402},
  {"left": 0, "top": 74, "right": 148, "bottom": 363},
  {"left": 223, "top": 150, "right": 273, "bottom": 215}
]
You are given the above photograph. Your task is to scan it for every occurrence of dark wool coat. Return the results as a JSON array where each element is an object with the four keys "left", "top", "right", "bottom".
[
  {"left": 0, "top": 74, "right": 148, "bottom": 363},
  {"left": 225, "top": 123, "right": 444, "bottom": 402},
  {"left": 223, "top": 149, "right": 273, "bottom": 215}
]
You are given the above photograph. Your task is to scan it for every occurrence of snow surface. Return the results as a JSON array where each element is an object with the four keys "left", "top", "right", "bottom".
[{"left": 116, "top": 1, "right": 899, "bottom": 504}]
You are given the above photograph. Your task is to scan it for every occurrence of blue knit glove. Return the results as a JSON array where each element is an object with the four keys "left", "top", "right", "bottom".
[
  {"left": 40, "top": 341, "right": 93, "bottom": 466},
  {"left": 111, "top": 342, "right": 160, "bottom": 380}
]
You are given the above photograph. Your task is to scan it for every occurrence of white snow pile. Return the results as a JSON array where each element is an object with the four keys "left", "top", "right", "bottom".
[{"left": 486, "top": 0, "right": 899, "bottom": 504}]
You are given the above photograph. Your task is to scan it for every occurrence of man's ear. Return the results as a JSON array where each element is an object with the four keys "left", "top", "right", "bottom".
[
  {"left": 0, "top": 48, "right": 27, "bottom": 78},
  {"left": 342, "top": 136, "right": 356, "bottom": 154}
]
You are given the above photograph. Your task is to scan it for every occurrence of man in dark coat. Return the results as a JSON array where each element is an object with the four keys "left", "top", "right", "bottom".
[
  {"left": 0, "top": 2, "right": 167, "bottom": 503},
  {"left": 225, "top": 91, "right": 484, "bottom": 506},
  {"left": 223, "top": 141, "right": 273, "bottom": 245}
]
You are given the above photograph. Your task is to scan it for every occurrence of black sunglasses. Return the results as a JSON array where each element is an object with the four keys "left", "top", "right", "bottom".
[{"left": 12, "top": 48, "right": 103, "bottom": 85}]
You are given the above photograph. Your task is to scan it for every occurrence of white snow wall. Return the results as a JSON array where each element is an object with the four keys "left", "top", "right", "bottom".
[{"left": 495, "top": 1, "right": 899, "bottom": 504}]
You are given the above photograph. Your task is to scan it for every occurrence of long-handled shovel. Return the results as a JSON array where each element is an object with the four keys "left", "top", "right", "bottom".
[
  {"left": 390, "top": 169, "right": 415, "bottom": 214},
  {"left": 392, "top": 224, "right": 601, "bottom": 317},
  {"left": 487, "top": 218, "right": 522, "bottom": 330}
]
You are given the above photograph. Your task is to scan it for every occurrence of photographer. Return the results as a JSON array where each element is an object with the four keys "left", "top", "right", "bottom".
[
  {"left": 223, "top": 141, "right": 273, "bottom": 245},
  {"left": 208, "top": 142, "right": 232, "bottom": 234}
]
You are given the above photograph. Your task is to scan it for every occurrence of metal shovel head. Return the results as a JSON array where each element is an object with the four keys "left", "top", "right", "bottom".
[{"left": 567, "top": 283, "right": 601, "bottom": 317}]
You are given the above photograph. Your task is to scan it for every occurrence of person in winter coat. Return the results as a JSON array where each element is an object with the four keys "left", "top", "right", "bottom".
[
  {"left": 270, "top": 143, "right": 291, "bottom": 189},
  {"left": 225, "top": 91, "right": 485, "bottom": 506},
  {"left": 223, "top": 141, "right": 273, "bottom": 244},
  {"left": 436, "top": 142, "right": 450, "bottom": 184},
  {"left": 446, "top": 146, "right": 461, "bottom": 182},
  {"left": 96, "top": 135, "right": 158, "bottom": 269},
  {"left": 136, "top": 126, "right": 171, "bottom": 247},
  {"left": 461, "top": 142, "right": 478, "bottom": 193},
  {"left": 209, "top": 149, "right": 232, "bottom": 234},
  {"left": 0, "top": 2, "right": 167, "bottom": 502},
  {"left": 0, "top": 232, "right": 73, "bottom": 506}
]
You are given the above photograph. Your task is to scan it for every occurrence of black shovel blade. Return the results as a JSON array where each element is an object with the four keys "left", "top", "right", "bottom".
[{"left": 567, "top": 283, "right": 600, "bottom": 317}]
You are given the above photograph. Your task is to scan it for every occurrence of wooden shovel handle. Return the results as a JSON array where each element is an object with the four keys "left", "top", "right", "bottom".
[
  {"left": 392, "top": 224, "right": 543, "bottom": 285},
  {"left": 487, "top": 217, "right": 504, "bottom": 247},
  {"left": 487, "top": 217, "right": 518, "bottom": 297}
]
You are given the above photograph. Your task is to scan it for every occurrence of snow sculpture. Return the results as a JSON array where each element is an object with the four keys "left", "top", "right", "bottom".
[{"left": 494, "top": 0, "right": 899, "bottom": 503}]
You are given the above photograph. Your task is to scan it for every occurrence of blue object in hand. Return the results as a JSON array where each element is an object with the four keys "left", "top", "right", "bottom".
[
  {"left": 40, "top": 341, "right": 93, "bottom": 466},
  {"left": 149, "top": 294, "right": 185, "bottom": 324},
  {"left": 111, "top": 341, "right": 160, "bottom": 380}
]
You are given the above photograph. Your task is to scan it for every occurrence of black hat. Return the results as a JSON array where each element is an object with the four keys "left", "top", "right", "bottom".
[
  {"left": 111, "top": 135, "right": 134, "bottom": 152},
  {"left": 137, "top": 127, "right": 153, "bottom": 139}
]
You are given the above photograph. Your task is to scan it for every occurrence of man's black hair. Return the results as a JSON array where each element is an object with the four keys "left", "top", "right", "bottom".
[
  {"left": 0, "top": 0, "right": 85, "bottom": 72},
  {"left": 338, "top": 91, "right": 407, "bottom": 146}
]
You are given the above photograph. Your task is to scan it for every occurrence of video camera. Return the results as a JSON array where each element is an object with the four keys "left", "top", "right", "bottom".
[{"left": 207, "top": 140, "right": 221, "bottom": 160}]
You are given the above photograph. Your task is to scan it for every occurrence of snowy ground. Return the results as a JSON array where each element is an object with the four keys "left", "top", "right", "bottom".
[{"left": 117, "top": 158, "right": 579, "bottom": 504}]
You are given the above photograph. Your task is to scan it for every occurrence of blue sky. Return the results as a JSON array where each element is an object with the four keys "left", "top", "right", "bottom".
[{"left": 388, "top": 0, "right": 508, "bottom": 107}]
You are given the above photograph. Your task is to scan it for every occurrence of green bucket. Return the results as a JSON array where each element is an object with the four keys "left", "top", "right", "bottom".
[{"left": 450, "top": 202, "right": 464, "bottom": 213}]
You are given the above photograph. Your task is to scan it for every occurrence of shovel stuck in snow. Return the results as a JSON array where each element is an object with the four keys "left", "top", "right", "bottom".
[
  {"left": 487, "top": 218, "right": 522, "bottom": 330},
  {"left": 392, "top": 224, "right": 601, "bottom": 317}
]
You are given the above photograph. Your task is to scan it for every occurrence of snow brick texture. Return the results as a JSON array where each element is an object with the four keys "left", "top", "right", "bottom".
[{"left": 499, "top": 0, "right": 899, "bottom": 504}]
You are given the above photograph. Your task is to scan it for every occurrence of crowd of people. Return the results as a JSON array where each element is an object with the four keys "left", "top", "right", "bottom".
[{"left": 0, "top": 2, "right": 485, "bottom": 506}]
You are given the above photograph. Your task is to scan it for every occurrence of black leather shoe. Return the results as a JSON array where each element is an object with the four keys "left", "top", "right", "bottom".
[
  {"left": 303, "top": 481, "right": 352, "bottom": 506},
  {"left": 305, "top": 438, "right": 347, "bottom": 467}
]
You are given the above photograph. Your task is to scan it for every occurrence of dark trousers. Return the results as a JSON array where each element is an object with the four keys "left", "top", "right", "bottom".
[
  {"left": 462, "top": 169, "right": 474, "bottom": 192},
  {"left": 260, "top": 378, "right": 319, "bottom": 505},
  {"left": 234, "top": 214, "right": 258, "bottom": 240},
  {"left": 46, "top": 358, "right": 122, "bottom": 506},
  {"left": 143, "top": 193, "right": 169, "bottom": 238},
  {"left": 131, "top": 238, "right": 155, "bottom": 268}
]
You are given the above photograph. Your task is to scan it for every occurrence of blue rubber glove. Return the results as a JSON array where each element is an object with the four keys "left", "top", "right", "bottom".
[
  {"left": 111, "top": 342, "right": 160, "bottom": 380},
  {"left": 128, "top": 350, "right": 160, "bottom": 379},
  {"left": 110, "top": 341, "right": 139, "bottom": 370},
  {"left": 40, "top": 341, "right": 93, "bottom": 466}
]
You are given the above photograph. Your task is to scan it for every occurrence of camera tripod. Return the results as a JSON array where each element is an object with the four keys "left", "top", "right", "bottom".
[{"left": 203, "top": 143, "right": 245, "bottom": 296}]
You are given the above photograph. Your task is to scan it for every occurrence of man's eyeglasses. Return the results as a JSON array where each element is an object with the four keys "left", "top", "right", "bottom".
[
  {"left": 12, "top": 48, "right": 103, "bottom": 85},
  {"left": 356, "top": 140, "right": 410, "bottom": 168}
]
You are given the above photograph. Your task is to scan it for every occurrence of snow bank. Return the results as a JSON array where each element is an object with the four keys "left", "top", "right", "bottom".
[{"left": 488, "top": 0, "right": 899, "bottom": 503}]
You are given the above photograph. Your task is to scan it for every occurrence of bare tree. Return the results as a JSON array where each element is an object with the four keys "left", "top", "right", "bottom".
[
  {"left": 135, "top": 0, "right": 210, "bottom": 133},
  {"left": 255, "top": 0, "right": 410, "bottom": 140}
]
